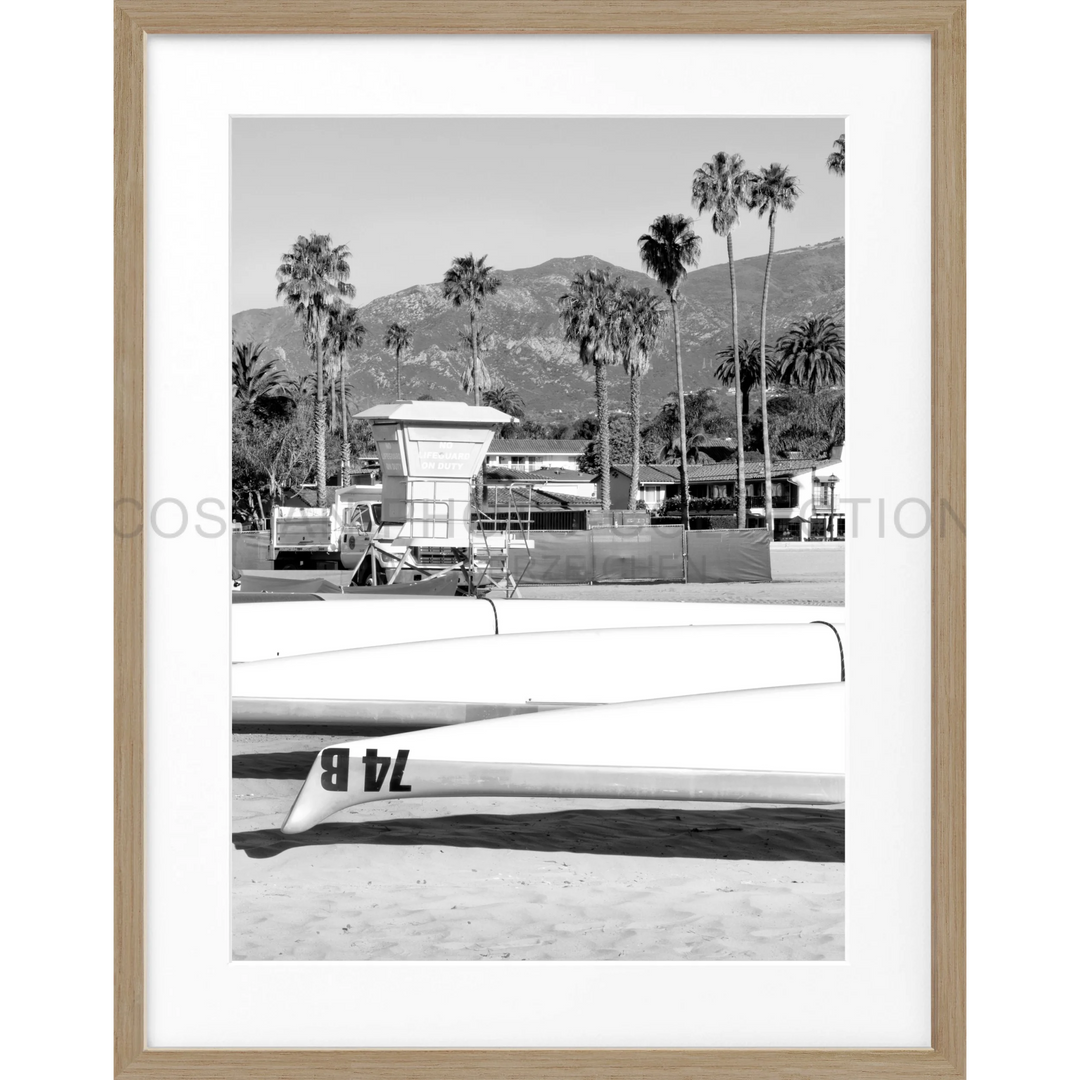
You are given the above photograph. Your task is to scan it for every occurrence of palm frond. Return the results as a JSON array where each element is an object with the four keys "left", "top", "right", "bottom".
[
  {"left": 691, "top": 151, "right": 753, "bottom": 238},
  {"left": 637, "top": 214, "right": 701, "bottom": 297}
]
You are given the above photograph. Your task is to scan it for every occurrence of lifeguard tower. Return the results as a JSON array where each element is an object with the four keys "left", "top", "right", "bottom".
[{"left": 354, "top": 401, "right": 516, "bottom": 591}]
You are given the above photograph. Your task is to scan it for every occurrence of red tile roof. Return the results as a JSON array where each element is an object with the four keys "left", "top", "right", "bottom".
[
  {"left": 611, "top": 459, "right": 830, "bottom": 484},
  {"left": 488, "top": 439, "right": 588, "bottom": 454}
]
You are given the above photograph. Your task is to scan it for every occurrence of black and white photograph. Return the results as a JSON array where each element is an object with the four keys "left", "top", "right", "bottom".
[{"left": 230, "top": 116, "right": 847, "bottom": 962}]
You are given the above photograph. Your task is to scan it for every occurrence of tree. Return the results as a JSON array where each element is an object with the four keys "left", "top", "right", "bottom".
[
  {"left": 747, "top": 165, "right": 800, "bottom": 533},
  {"left": 324, "top": 302, "right": 366, "bottom": 484},
  {"left": 383, "top": 322, "right": 413, "bottom": 400},
  {"left": 482, "top": 383, "right": 526, "bottom": 437},
  {"left": 579, "top": 413, "right": 663, "bottom": 474},
  {"left": 232, "top": 398, "right": 319, "bottom": 520},
  {"left": 775, "top": 315, "right": 845, "bottom": 393},
  {"left": 613, "top": 284, "right": 665, "bottom": 515},
  {"left": 638, "top": 213, "right": 701, "bottom": 574},
  {"left": 714, "top": 339, "right": 780, "bottom": 427},
  {"left": 827, "top": 134, "right": 845, "bottom": 177},
  {"left": 455, "top": 324, "right": 496, "bottom": 397},
  {"left": 692, "top": 150, "right": 755, "bottom": 527},
  {"left": 651, "top": 389, "right": 729, "bottom": 465},
  {"left": 232, "top": 340, "right": 292, "bottom": 416},
  {"left": 442, "top": 254, "right": 501, "bottom": 405},
  {"left": 768, "top": 388, "right": 846, "bottom": 459},
  {"left": 276, "top": 233, "right": 355, "bottom": 507},
  {"left": 558, "top": 268, "right": 622, "bottom": 510}
]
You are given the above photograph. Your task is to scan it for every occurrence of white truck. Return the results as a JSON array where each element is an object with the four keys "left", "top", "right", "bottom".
[{"left": 269, "top": 485, "right": 384, "bottom": 571}]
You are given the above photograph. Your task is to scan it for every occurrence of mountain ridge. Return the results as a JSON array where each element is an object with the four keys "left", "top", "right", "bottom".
[{"left": 232, "top": 237, "right": 844, "bottom": 418}]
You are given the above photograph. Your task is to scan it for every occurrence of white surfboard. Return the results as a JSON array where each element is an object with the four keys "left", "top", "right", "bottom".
[
  {"left": 232, "top": 594, "right": 845, "bottom": 663},
  {"left": 280, "top": 682, "right": 846, "bottom": 834},
  {"left": 232, "top": 622, "right": 845, "bottom": 729}
]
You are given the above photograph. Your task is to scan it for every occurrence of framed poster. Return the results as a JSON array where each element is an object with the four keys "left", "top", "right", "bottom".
[{"left": 111, "top": 4, "right": 972, "bottom": 1075}]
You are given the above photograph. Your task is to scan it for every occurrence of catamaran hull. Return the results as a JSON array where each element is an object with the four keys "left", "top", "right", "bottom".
[
  {"left": 231, "top": 595, "right": 845, "bottom": 663},
  {"left": 233, "top": 622, "right": 844, "bottom": 730},
  {"left": 281, "top": 682, "right": 845, "bottom": 834}
]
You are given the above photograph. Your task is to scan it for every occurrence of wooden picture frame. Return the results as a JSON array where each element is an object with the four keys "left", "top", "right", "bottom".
[{"left": 115, "top": 2, "right": 965, "bottom": 1076}]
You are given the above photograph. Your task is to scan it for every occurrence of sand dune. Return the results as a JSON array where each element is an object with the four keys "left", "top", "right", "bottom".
[{"left": 232, "top": 734, "right": 844, "bottom": 962}]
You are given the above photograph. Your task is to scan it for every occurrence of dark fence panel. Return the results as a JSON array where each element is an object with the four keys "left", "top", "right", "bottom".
[
  {"left": 687, "top": 529, "right": 772, "bottom": 583},
  {"left": 508, "top": 527, "right": 771, "bottom": 585},
  {"left": 509, "top": 531, "right": 595, "bottom": 584},
  {"left": 589, "top": 526, "right": 684, "bottom": 583},
  {"left": 232, "top": 530, "right": 274, "bottom": 571}
]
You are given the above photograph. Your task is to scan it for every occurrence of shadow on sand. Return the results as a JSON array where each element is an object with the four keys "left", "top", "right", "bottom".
[
  {"left": 233, "top": 751, "right": 318, "bottom": 779},
  {"left": 232, "top": 805, "right": 844, "bottom": 863}
]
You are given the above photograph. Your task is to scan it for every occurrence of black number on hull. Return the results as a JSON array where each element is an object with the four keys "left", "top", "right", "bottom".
[
  {"left": 389, "top": 749, "right": 412, "bottom": 792},
  {"left": 320, "top": 748, "right": 350, "bottom": 791},
  {"left": 362, "top": 748, "right": 391, "bottom": 791},
  {"left": 362, "top": 748, "right": 411, "bottom": 792}
]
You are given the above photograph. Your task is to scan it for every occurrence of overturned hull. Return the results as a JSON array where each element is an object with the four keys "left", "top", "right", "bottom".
[
  {"left": 280, "top": 682, "right": 845, "bottom": 834},
  {"left": 232, "top": 594, "right": 845, "bottom": 663},
  {"left": 232, "top": 621, "right": 845, "bottom": 730}
]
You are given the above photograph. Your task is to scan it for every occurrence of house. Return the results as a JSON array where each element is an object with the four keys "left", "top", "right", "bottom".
[
  {"left": 478, "top": 482, "right": 601, "bottom": 532},
  {"left": 610, "top": 445, "right": 847, "bottom": 540},
  {"left": 485, "top": 439, "right": 588, "bottom": 473},
  {"left": 486, "top": 466, "right": 598, "bottom": 501}
]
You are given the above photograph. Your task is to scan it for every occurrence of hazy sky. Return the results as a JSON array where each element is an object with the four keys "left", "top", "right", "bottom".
[{"left": 232, "top": 117, "right": 844, "bottom": 312}]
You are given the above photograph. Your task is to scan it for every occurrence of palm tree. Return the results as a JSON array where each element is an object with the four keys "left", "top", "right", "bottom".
[
  {"left": 747, "top": 165, "right": 800, "bottom": 533},
  {"left": 714, "top": 339, "right": 780, "bottom": 428},
  {"left": 324, "top": 302, "right": 366, "bottom": 484},
  {"left": 276, "top": 233, "right": 355, "bottom": 506},
  {"left": 827, "top": 134, "right": 845, "bottom": 177},
  {"left": 775, "top": 315, "right": 845, "bottom": 393},
  {"left": 482, "top": 383, "right": 525, "bottom": 437},
  {"left": 383, "top": 322, "right": 413, "bottom": 400},
  {"left": 691, "top": 150, "right": 754, "bottom": 527},
  {"left": 442, "top": 254, "right": 501, "bottom": 405},
  {"left": 613, "top": 285, "right": 665, "bottom": 507},
  {"left": 232, "top": 340, "right": 291, "bottom": 412},
  {"left": 638, "top": 214, "right": 701, "bottom": 569},
  {"left": 558, "top": 268, "right": 622, "bottom": 510}
]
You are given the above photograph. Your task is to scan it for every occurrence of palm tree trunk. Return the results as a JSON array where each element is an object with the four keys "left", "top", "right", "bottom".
[
  {"left": 395, "top": 347, "right": 402, "bottom": 400},
  {"left": 671, "top": 296, "right": 690, "bottom": 583},
  {"left": 340, "top": 356, "right": 350, "bottom": 485},
  {"left": 314, "top": 332, "right": 327, "bottom": 508},
  {"left": 759, "top": 215, "right": 776, "bottom": 536},
  {"left": 727, "top": 233, "right": 747, "bottom": 529},
  {"left": 629, "top": 367, "right": 641, "bottom": 512},
  {"left": 595, "top": 360, "right": 611, "bottom": 511},
  {"left": 469, "top": 307, "right": 480, "bottom": 407}
]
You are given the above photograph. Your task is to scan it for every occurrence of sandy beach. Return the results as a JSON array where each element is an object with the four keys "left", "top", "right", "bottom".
[
  {"left": 232, "top": 734, "right": 844, "bottom": 962},
  {"left": 232, "top": 547, "right": 846, "bottom": 961}
]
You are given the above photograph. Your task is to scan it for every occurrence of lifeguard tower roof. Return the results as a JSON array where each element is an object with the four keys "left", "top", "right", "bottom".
[{"left": 356, "top": 401, "right": 515, "bottom": 425}]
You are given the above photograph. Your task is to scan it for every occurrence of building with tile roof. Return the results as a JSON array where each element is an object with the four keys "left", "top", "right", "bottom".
[
  {"left": 610, "top": 446, "right": 847, "bottom": 541},
  {"left": 486, "top": 439, "right": 588, "bottom": 473}
]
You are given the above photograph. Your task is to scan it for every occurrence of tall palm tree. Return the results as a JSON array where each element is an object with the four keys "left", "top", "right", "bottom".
[
  {"left": 276, "top": 233, "right": 355, "bottom": 506},
  {"left": 558, "top": 268, "right": 622, "bottom": 510},
  {"left": 827, "top": 134, "right": 846, "bottom": 177},
  {"left": 232, "top": 340, "right": 291, "bottom": 412},
  {"left": 775, "top": 315, "right": 845, "bottom": 393},
  {"left": 383, "top": 322, "right": 413, "bottom": 400},
  {"left": 691, "top": 150, "right": 754, "bottom": 527},
  {"left": 638, "top": 214, "right": 701, "bottom": 567},
  {"left": 614, "top": 284, "right": 665, "bottom": 509},
  {"left": 747, "top": 165, "right": 800, "bottom": 533},
  {"left": 714, "top": 339, "right": 780, "bottom": 428},
  {"left": 442, "top": 253, "right": 501, "bottom": 405},
  {"left": 324, "top": 302, "right": 366, "bottom": 483}
]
